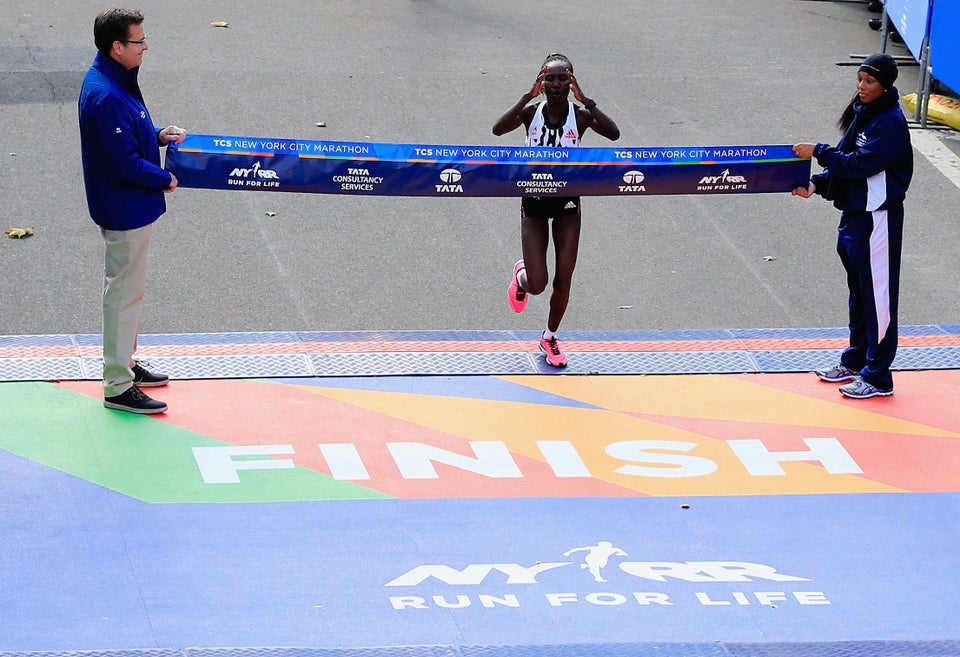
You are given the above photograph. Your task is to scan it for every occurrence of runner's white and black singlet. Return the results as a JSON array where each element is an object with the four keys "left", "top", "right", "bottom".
[{"left": 522, "top": 100, "right": 580, "bottom": 218}]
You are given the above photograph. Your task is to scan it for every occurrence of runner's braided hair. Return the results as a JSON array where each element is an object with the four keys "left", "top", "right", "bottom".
[{"left": 542, "top": 53, "right": 573, "bottom": 72}]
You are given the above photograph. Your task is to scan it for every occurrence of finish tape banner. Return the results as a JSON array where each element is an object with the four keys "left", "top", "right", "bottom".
[{"left": 165, "top": 134, "right": 811, "bottom": 197}]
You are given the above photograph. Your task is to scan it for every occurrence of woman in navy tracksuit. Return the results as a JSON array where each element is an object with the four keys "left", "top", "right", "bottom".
[{"left": 792, "top": 53, "right": 913, "bottom": 399}]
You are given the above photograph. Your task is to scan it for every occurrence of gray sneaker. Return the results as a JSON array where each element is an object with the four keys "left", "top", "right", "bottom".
[
  {"left": 839, "top": 378, "right": 893, "bottom": 399},
  {"left": 814, "top": 363, "right": 859, "bottom": 382}
]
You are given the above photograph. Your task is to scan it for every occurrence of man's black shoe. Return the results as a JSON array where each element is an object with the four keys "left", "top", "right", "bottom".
[
  {"left": 133, "top": 361, "right": 169, "bottom": 387},
  {"left": 867, "top": 0, "right": 883, "bottom": 13},
  {"left": 104, "top": 385, "right": 168, "bottom": 414}
]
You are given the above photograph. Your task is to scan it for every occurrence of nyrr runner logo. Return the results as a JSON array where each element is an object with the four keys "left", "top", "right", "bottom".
[
  {"left": 228, "top": 161, "right": 281, "bottom": 188},
  {"left": 436, "top": 168, "right": 463, "bottom": 193},
  {"left": 385, "top": 541, "right": 830, "bottom": 611},
  {"left": 697, "top": 168, "right": 748, "bottom": 192},
  {"left": 619, "top": 170, "right": 646, "bottom": 193}
]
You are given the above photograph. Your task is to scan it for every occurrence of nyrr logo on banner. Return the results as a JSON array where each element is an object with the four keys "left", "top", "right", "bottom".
[
  {"left": 696, "top": 168, "right": 748, "bottom": 192},
  {"left": 384, "top": 540, "right": 831, "bottom": 611},
  {"left": 228, "top": 161, "right": 281, "bottom": 188}
]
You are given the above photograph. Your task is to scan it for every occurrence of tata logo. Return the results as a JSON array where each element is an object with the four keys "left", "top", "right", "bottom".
[
  {"left": 436, "top": 168, "right": 463, "bottom": 193},
  {"left": 620, "top": 170, "right": 646, "bottom": 192}
]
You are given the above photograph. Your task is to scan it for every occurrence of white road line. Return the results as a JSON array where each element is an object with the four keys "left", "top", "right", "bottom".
[{"left": 911, "top": 128, "right": 960, "bottom": 191}]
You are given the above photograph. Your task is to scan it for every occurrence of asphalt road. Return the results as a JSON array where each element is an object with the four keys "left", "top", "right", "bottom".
[{"left": 3, "top": 0, "right": 959, "bottom": 336}]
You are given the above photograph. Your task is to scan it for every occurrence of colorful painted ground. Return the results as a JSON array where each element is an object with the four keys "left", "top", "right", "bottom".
[{"left": 1, "top": 333, "right": 959, "bottom": 653}]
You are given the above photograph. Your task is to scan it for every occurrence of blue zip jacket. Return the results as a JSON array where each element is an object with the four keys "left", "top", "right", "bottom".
[
  {"left": 78, "top": 52, "right": 171, "bottom": 230},
  {"left": 810, "top": 87, "right": 912, "bottom": 212}
]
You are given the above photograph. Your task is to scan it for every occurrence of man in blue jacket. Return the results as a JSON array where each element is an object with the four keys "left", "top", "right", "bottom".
[{"left": 79, "top": 8, "right": 186, "bottom": 414}]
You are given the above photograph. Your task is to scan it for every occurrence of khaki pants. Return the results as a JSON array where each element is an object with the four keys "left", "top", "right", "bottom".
[{"left": 101, "top": 223, "right": 154, "bottom": 397}]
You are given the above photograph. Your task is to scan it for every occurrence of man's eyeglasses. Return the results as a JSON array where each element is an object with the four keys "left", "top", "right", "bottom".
[{"left": 122, "top": 37, "right": 147, "bottom": 46}]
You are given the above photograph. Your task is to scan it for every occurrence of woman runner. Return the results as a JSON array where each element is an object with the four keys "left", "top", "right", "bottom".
[{"left": 492, "top": 53, "right": 620, "bottom": 367}]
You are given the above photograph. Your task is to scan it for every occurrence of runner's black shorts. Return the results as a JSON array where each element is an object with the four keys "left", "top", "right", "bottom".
[{"left": 521, "top": 196, "right": 581, "bottom": 219}]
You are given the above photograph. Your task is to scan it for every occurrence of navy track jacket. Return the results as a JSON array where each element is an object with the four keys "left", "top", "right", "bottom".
[
  {"left": 810, "top": 88, "right": 913, "bottom": 212},
  {"left": 79, "top": 52, "right": 171, "bottom": 231}
]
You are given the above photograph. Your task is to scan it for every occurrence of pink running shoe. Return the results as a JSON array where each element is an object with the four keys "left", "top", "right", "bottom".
[
  {"left": 508, "top": 259, "right": 527, "bottom": 313},
  {"left": 539, "top": 333, "right": 568, "bottom": 367}
]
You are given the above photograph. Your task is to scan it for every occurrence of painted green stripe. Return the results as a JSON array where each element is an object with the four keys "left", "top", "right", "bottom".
[{"left": 0, "top": 382, "right": 391, "bottom": 503}]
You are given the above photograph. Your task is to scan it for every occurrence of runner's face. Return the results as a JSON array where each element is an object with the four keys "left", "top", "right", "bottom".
[
  {"left": 542, "top": 63, "right": 571, "bottom": 99},
  {"left": 857, "top": 71, "right": 884, "bottom": 104}
]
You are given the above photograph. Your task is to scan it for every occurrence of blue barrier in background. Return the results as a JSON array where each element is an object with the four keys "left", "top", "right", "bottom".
[
  {"left": 882, "top": 0, "right": 958, "bottom": 121},
  {"left": 930, "top": 0, "right": 959, "bottom": 93},
  {"left": 884, "top": 0, "right": 931, "bottom": 61}
]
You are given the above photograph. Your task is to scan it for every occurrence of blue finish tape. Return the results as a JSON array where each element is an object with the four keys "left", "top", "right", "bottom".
[{"left": 165, "top": 134, "right": 811, "bottom": 197}]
